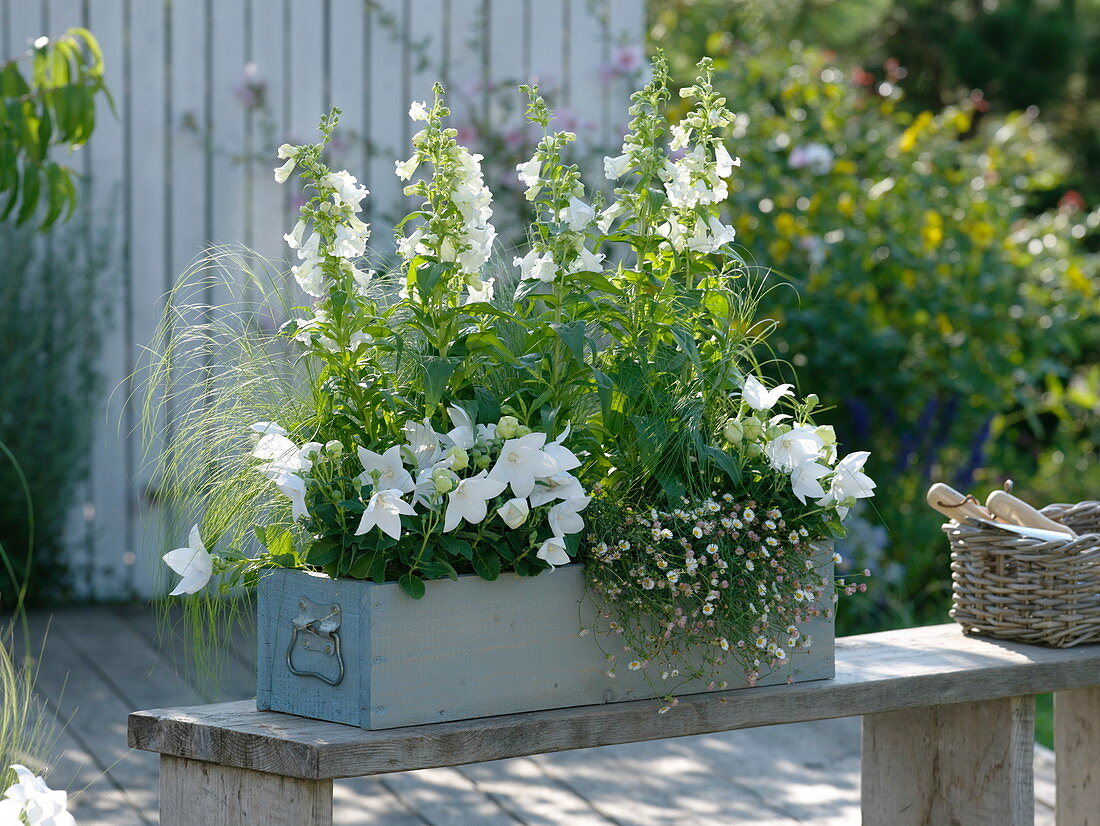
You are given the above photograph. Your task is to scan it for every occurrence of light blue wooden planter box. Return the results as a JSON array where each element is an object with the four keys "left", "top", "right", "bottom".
[{"left": 256, "top": 547, "right": 834, "bottom": 729}]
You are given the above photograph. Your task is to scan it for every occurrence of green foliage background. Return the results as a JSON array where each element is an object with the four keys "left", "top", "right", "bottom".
[
  {"left": 650, "top": 0, "right": 1099, "bottom": 634},
  {"left": 0, "top": 212, "right": 114, "bottom": 607}
]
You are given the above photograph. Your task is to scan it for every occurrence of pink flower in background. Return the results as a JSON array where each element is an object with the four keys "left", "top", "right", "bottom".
[
  {"left": 455, "top": 125, "right": 478, "bottom": 145},
  {"left": 553, "top": 107, "right": 594, "bottom": 136},
  {"left": 234, "top": 62, "right": 267, "bottom": 112},
  {"left": 600, "top": 44, "right": 644, "bottom": 83}
]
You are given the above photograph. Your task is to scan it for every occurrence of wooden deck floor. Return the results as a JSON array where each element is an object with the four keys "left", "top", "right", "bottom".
[{"left": 23, "top": 606, "right": 1057, "bottom": 825}]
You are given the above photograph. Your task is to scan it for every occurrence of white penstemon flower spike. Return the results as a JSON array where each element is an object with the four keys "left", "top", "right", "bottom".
[
  {"left": 163, "top": 524, "right": 213, "bottom": 595},
  {"left": 1, "top": 764, "right": 75, "bottom": 826}
]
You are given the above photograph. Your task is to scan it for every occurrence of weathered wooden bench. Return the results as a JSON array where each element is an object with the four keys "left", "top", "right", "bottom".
[{"left": 128, "top": 624, "right": 1100, "bottom": 826}]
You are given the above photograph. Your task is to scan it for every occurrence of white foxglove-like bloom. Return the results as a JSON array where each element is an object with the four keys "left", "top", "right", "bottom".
[
  {"left": 597, "top": 200, "right": 629, "bottom": 233},
  {"left": 669, "top": 123, "right": 692, "bottom": 151},
  {"left": 568, "top": 242, "right": 605, "bottom": 274},
  {"left": 273, "top": 144, "right": 299, "bottom": 183},
  {"left": 497, "top": 497, "right": 530, "bottom": 529},
  {"left": 283, "top": 219, "right": 307, "bottom": 250},
  {"left": 488, "top": 433, "right": 560, "bottom": 498},
  {"left": 356, "top": 489, "right": 416, "bottom": 539},
  {"left": 322, "top": 169, "right": 369, "bottom": 211},
  {"left": 715, "top": 143, "right": 740, "bottom": 177},
  {"left": 163, "top": 524, "right": 213, "bottom": 596},
  {"left": 516, "top": 154, "right": 543, "bottom": 200},
  {"left": 765, "top": 425, "right": 826, "bottom": 472},
  {"left": 529, "top": 472, "right": 585, "bottom": 508},
  {"left": 464, "top": 276, "right": 495, "bottom": 304},
  {"left": 443, "top": 472, "right": 507, "bottom": 532},
  {"left": 408, "top": 100, "right": 429, "bottom": 121},
  {"left": 741, "top": 375, "right": 794, "bottom": 411},
  {"left": 514, "top": 249, "right": 557, "bottom": 283},
  {"left": 357, "top": 445, "right": 415, "bottom": 494},
  {"left": 332, "top": 224, "right": 368, "bottom": 259},
  {"left": 603, "top": 153, "right": 631, "bottom": 180},
  {"left": 559, "top": 196, "right": 595, "bottom": 231},
  {"left": 818, "top": 451, "right": 877, "bottom": 517},
  {"left": 395, "top": 154, "right": 420, "bottom": 181},
  {"left": 2, "top": 764, "right": 75, "bottom": 826},
  {"left": 537, "top": 535, "right": 570, "bottom": 567}
]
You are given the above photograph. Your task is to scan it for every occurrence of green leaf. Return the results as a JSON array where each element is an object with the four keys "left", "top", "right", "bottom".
[
  {"left": 399, "top": 571, "right": 426, "bottom": 599},
  {"left": 347, "top": 549, "right": 380, "bottom": 579},
  {"left": 551, "top": 320, "right": 587, "bottom": 366},
  {"left": 266, "top": 528, "right": 294, "bottom": 559},
  {"left": 306, "top": 536, "right": 341, "bottom": 566},
  {"left": 704, "top": 445, "right": 742, "bottom": 486},
  {"left": 16, "top": 160, "right": 40, "bottom": 225},
  {"left": 472, "top": 545, "right": 500, "bottom": 581},
  {"left": 422, "top": 356, "right": 456, "bottom": 408},
  {"left": 438, "top": 534, "right": 474, "bottom": 560}
]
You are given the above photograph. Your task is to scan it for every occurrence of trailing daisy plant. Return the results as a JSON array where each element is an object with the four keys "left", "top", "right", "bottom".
[{"left": 150, "top": 56, "right": 874, "bottom": 701}]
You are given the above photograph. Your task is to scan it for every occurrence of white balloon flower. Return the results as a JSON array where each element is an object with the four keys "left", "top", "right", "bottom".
[
  {"left": 163, "top": 524, "right": 213, "bottom": 596},
  {"left": 740, "top": 375, "right": 794, "bottom": 411},
  {"left": 537, "top": 535, "right": 571, "bottom": 568},
  {"left": 356, "top": 489, "right": 416, "bottom": 540},
  {"left": 357, "top": 445, "right": 415, "bottom": 495},
  {"left": 2, "top": 764, "right": 75, "bottom": 826},
  {"left": 497, "top": 497, "right": 530, "bottom": 529},
  {"left": 443, "top": 472, "right": 508, "bottom": 532},
  {"left": 488, "top": 433, "right": 560, "bottom": 498}
]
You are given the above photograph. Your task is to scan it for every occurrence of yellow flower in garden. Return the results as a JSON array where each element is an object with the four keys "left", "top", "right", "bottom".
[
  {"left": 899, "top": 111, "right": 933, "bottom": 153},
  {"left": 968, "top": 221, "right": 994, "bottom": 248},
  {"left": 921, "top": 210, "right": 944, "bottom": 251},
  {"left": 833, "top": 160, "right": 857, "bottom": 175},
  {"left": 776, "top": 212, "right": 797, "bottom": 238},
  {"left": 837, "top": 192, "right": 855, "bottom": 218}
]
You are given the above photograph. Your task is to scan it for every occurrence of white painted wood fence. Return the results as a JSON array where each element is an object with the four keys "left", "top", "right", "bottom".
[{"left": 0, "top": 0, "right": 643, "bottom": 600}]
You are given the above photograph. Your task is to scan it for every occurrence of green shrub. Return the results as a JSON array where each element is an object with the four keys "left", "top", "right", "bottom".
[
  {"left": 687, "top": 43, "right": 1098, "bottom": 630},
  {"left": 0, "top": 212, "right": 113, "bottom": 606}
]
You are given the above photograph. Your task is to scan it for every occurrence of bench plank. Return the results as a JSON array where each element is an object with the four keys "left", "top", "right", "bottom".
[{"left": 128, "top": 624, "right": 1100, "bottom": 781}]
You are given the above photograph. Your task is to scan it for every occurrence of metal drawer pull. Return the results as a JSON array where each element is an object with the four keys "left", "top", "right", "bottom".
[{"left": 286, "top": 598, "right": 345, "bottom": 686}]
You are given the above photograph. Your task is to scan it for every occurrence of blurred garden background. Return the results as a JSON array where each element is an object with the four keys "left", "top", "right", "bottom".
[{"left": 2, "top": 0, "right": 1097, "bottom": 642}]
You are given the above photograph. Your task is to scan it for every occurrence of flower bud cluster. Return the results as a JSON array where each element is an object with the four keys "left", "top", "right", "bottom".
[{"left": 395, "top": 86, "right": 497, "bottom": 302}]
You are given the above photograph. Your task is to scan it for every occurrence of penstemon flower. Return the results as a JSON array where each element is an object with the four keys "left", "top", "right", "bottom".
[{"left": 396, "top": 86, "right": 497, "bottom": 303}]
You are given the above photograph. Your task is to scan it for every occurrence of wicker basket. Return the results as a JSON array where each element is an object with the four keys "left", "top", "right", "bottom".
[{"left": 945, "top": 500, "right": 1100, "bottom": 647}]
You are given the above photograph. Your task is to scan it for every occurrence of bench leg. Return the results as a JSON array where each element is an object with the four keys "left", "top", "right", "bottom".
[
  {"left": 861, "top": 696, "right": 1035, "bottom": 826},
  {"left": 160, "top": 755, "right": 333, "bottom": 826},
  {"left": 1055, "top": 686, "right": 1100, "bottom": 826}
]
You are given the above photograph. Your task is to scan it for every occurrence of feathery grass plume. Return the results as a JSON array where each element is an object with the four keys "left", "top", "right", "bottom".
[
  {"left": 0, "top": 628, "right": 59, "bottom": 789},
  {"left": 140, "top": 245, "right": 318, "bottom": 686}
]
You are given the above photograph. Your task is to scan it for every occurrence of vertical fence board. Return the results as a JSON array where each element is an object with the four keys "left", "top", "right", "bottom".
[
  {"left": 328, "top": 0, "right": 368, "bottom": 229},
  {"left": 248, "top": 0, "right": 286, "bottom": 267},
  {"left": 81, "top": 0, "right": 130, "bottom": 600},
  {"left": 126, "top": 0, "right": 169, "bottom": 598},
  {"left": 366, "top": 0, "right": 407, "bottom": 232}
]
